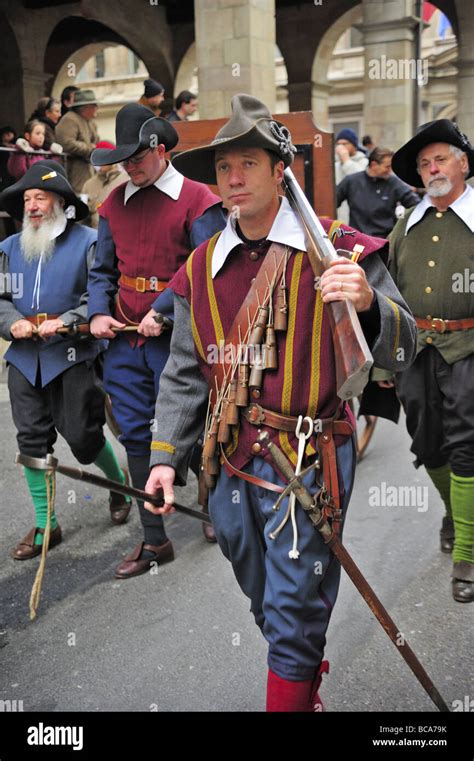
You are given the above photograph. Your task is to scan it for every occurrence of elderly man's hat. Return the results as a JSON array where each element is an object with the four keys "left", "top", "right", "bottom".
[
  {"left": 392, "top": 119, "right": 474, "bottom": 186},
  {"left": 172, "top": 93, "right": 296, "bottom": 184},
  {"left": 91, "top": 103, "right": 178, "bottom": 166},
  {"left": 0, "top": 160, "right": 89, "bottom": 221},
  {"left": 71, "top": 89, "right": 99, "bottom": 108}
]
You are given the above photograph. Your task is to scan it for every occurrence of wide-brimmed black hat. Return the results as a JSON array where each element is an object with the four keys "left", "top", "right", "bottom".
[
  {"left": 172, "top": 93, "right": 296, "bottom": 184},
  {"left": 0, "top": 160, "right": 89, "bottom": 221},
  {"left": 392, "top": 119, "right": 474, "bottom": 186},
  {"left": 91, "top": 103, "right": 178, "bottom": 166}
]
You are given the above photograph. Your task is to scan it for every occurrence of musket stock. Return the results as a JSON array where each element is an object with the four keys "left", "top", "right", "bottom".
[{"left": 284, "top": 168, "right": 373, "bottom": 400}]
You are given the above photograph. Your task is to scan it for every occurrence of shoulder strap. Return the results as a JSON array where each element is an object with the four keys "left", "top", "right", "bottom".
[{"left": 208, "top": 241, "right": 289, "bottom": 399}]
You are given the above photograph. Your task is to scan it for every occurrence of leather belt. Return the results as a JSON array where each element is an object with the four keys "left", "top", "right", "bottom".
[
  {"left": 24, "top": 313, "right": 60, "bottom": 327},
  {"left": 119, "top": 274, "right": 169, "bottom": 293},
  {"left": 243, "top": 403, "right": 353, "bottom": 437},
  {"left": 415, "top": 316, "right": 474, "bottom": 334}
]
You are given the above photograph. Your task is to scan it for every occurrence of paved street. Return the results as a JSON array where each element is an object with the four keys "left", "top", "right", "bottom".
[{"left": 0, "top": 371, "right": 471, "bottom": 713}]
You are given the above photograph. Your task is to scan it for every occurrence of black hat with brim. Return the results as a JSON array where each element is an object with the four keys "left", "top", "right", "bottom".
[
  {"left": 0, "top": 160, "right": 89, "bottom": 221},
  {"left": 392, "top": 119, "right": 474, "bottom": 187},
  {"left": 91, "top": 103, "right": 179, "bottom": 166},
  {"left": 172, "top": 93, "right": 296, "bottom": 185}
]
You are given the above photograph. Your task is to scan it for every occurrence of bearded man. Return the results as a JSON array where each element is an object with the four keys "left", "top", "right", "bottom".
[
  {"left": 383, "top": 120, "right": 474, "bottom": 603},
  {"left": 0, "top": 160, "right": 131, "bottom": 560}
]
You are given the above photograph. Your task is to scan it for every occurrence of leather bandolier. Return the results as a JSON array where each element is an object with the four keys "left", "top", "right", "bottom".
[{"left": 201, "top": 240, "right": 354, "bottom": 533}]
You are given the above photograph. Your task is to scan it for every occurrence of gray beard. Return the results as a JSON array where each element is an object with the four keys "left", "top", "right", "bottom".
[
  {"left": 20, "top": 205, "right": 66, "bottom": 263},
  {"left": 427, "top": 176, "right": 453, "bottom": 198}
]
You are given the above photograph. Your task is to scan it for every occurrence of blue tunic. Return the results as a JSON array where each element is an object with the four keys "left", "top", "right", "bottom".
[{"left": 0, "top": 224, "right": 104, "bottom": 386}]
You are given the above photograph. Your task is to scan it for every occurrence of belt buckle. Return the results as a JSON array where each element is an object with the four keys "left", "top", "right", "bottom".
[
  {"left": 149, "top": 276, "right": 158, "bottom": 292},
  {"left": 431, "top": 317, "right": 446, "bottom": 333},
  {"left": 36, "top": 313, "right": 48, "bottom": 326},
  {"left": 247, "top": 404, "right": 265, "bottom": 425},
  {"left": 136, "top": 277, "right": 146, "bottom": 293}
]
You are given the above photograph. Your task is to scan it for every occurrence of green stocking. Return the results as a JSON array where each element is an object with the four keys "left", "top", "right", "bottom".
[
  {"left": 450, "top": 474, "right": 474, "bottom": 565},
  {"left": 94, "top": 440, "right": 131, "bottom": 503},
  {"left": 426, "top": 463, "right": 452, "bottom": 518},
  {"left": 23, "top": 466, "right": 58, "bottom": 545}
]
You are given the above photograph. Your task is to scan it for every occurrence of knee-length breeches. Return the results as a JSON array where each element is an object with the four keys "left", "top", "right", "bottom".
[
  {"left": 208, "top": 437, "right": 357, "bottom": 681},
  {"left": 102, "top": 333, "right": 171, "bottom": 457},
  {"left": 8, "top": 361, "right": 106, "bottom": 464},
  {"left": 396, "top": 347, "right": 474, "bottom": 477}
]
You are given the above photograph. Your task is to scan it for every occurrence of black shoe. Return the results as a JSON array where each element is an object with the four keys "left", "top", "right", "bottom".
[
  {"left": 452, "top": 561, "right": 474, "bottom": 603},
  {"left": 439, "top": 516, "right": 454, "bottom": 554}
]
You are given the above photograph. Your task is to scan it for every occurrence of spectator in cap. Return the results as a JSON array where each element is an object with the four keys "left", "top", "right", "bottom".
[
  {"left": 335, "top": 127, "right": 368, "bottom": 223},
  {"left": 138, "top": 78, "right": 165, "bottom": 116},
  {"left": 81, "top": 141, "right": 129, "bottom": 228},
  {"left": 55, "top": 89, "right": 99, "bottom": 193}
]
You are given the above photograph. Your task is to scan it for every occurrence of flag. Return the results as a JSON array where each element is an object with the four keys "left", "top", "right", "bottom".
[
  {"left": 422, "top": 1, "right": 437, "bottom": 22},
  {"left": 438, "top": 12, "right": 451, "bottom": 38}
]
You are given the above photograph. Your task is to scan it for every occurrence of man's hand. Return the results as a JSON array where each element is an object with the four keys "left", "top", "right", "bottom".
[
  {"left": 144, "top": 465, "right": 176, "bottom": 515},
  {"left": 320, "top": 257, "right": 374, "bottom": 313},
  {"left": 37, "top": 318, "right": 65, "bottom": 339},
  {"left": 10, "top": 319, "right": 34, "bottom": 339},
  {"left": 138, "top": 308, "right": 164, "bottom": 338},
  {"left": 335, "top": 144, "right": 350, "bottom": 163},
  {"left": 90, "top": 314, "right": 126, "bottom": 339},
  {"left": 377, "top": 380, "right": 396, "bottom": 389}
]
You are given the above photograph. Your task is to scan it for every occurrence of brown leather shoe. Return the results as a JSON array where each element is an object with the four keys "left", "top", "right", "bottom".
[
  {"left": 114, "top": 540, "right": 174, "bottom": 579},
  {"left": 11, "top": 525, "right": 62, "bottom": 560},
  {"left": 109, "top": 468, "right": 132, "bottom": 525},
  {"left": 202, "top": 520, "right": 217, "bottom": 543}
]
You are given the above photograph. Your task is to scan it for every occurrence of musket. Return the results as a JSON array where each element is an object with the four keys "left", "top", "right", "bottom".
[
  {"left": 15, "top": 453, "right": 211, "bottom": 524},
  {"left": 22, "top": 313, "right": 173, "bottom": 337},
  {"left": 258, "top": 430, "right": 450, "bottom": 713},
  {"left": 283, "top": 167, "right": 373, "bottom": 400}
]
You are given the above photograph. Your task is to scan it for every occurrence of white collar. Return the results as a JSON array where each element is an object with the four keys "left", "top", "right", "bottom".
[
  {"left": 405, "top": 184, "right": 474, "bottom": 234},
  {"left": 212, "top": 196, "right": 306, "bottom": 278},
  {"left": 49, "top": 215, "right": 68, "bottom": 240},
  {"left": 123, "top": 161, "right": 185, "bottom": 205}
]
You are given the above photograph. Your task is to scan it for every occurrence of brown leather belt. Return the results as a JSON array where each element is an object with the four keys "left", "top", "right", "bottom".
[
  {"left": 415, "top": 316, "right": 474, "bottom": 333},
  {"left": 24, "top": 313, "right": 60, "bottom": 327},
  {"left": 243, "top": 403, "right": 353, "bottom": 437},
  {"left": 119, "top": 274, "right": 169, "bottom": 293},
  {"left": 223, "top": 405, "right": 354, "bottom": 512}
]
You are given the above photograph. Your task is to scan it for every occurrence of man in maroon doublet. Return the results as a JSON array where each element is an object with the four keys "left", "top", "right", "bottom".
[{"left": 88, "top": 103, "right": 225, "bottom": 579}]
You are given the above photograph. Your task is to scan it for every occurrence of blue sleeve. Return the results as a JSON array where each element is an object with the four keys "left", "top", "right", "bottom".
[
  {"left": 151, "top": 286, "right": 175, "bottom": 322},
  {"left": 87, "top": 217, "right": 120, "bottom": 320},
  {"left": 189, "top": 202, "right": 227, "bottom": 249}
]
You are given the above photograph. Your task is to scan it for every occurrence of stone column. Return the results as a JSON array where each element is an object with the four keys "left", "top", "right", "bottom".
[
  {"left": 311, "top": 81, "right": 332, "bottom": 131},
  {"left": 455, "top": 0, "right": 474, "bottom": 133},
  {"left": 22, "top": 69, "right": 52, "bottom": 125},
  {"left": 286, "top": 81, "right": 312, "bottom": 112},
  {"left": 360, "top": 0, "right": 419, "bottom": 148},
  {"left": 194, "top": 0, "right": 276, "bottom": 118}
]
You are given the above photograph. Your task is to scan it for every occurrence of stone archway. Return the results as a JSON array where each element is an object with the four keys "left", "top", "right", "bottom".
[
  {"left": 0, "top": 13, "right": 24, "bottom": 130},
  {"left": 311, "top": 5, "right": 363, "bottom": 130},
  {"left": 43, "top": 4, "right": 174, "bottom": 100},
  {"left": 173, "top": 41, "right": 289, "bottom": 117}
]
